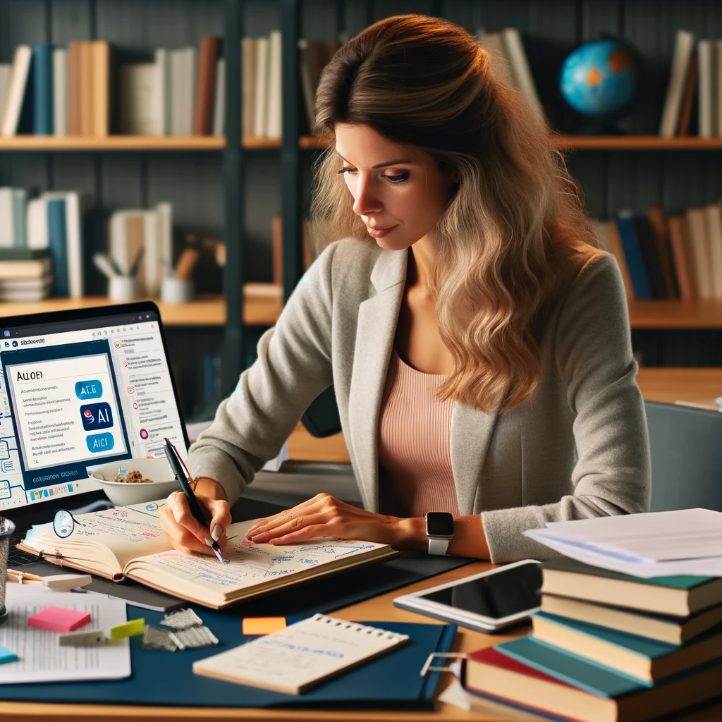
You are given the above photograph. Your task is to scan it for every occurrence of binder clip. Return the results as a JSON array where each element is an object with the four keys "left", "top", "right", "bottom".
[{"left": 420, "top": 652, "right": 468, "bottom": 679}]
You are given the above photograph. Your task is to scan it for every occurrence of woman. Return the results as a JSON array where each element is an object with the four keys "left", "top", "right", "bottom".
[{"left": 160, "top": 14, "right": 651, "bottom": 562}]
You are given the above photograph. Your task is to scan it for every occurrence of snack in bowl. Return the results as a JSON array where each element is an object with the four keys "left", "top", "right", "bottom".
[{"left": 89, "top": 458, "right": 180, "bottom": 505}]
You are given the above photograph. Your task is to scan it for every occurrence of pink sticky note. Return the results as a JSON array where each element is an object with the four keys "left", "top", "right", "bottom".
[{"left": 27, "top": 606, "right": 91, "bottom": 633}]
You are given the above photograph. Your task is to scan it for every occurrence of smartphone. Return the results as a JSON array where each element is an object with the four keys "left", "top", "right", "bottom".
[{"left": 393, "top": 559, "right": 542, "bottom": 633}]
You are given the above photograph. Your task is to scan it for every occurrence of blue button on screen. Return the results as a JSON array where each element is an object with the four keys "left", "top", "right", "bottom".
[
  {"left": 75, "top": 380, "right": 103, "bottom": 400},
  {"left": 86, "top": 432, "right": 114, "bottom": 453}
]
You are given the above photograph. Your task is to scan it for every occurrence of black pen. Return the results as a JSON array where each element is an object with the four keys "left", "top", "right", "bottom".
[{"left": 163, "top": 437, "right": 225, "bottom": 563}]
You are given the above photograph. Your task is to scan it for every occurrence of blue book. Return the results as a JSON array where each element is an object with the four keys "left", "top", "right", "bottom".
[
  {"left": 532, "top": 611, "right": 722, "bottom": 682},
  {"left": 615, "top": 212, "right": 652, "bottom": 300},
  {"left": 46, "top": 198, "right": 68, "bottom": 297},
  {"left": 31, "top": 43, "right": 53, "bottom": 135}
]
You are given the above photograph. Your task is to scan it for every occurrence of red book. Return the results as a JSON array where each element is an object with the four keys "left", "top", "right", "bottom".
[{"left": 194, "top": 36, "right": 221, "bottom": 135}]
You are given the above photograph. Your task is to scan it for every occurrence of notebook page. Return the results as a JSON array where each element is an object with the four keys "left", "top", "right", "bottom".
[
  {"left": 22, "top": 501, "right": 171, "bottom": 570},
  {"left": 193, "top": 614, "right": 409, "bottom": 694},
  {"left": 124, "top": 519, "right": 389, "bottom": 603}
]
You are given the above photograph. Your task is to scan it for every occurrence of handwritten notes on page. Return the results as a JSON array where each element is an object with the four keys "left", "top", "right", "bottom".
[
  {"left": 0, "top": 584, "right": 129, "bottom": 684},
  {"left": 193, "top": 614, "right": 409, "bottom": 694},
  {"left": 125, "top": 519, "right": 392, "bottom": 607},
  {"left": 22, "top": 501, "right": 171, "bottom": 575}
]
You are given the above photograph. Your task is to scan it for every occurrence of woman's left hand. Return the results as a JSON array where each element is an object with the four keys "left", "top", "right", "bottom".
[{"left": 245, "top": 493, "right": 424, "bottom": 549}]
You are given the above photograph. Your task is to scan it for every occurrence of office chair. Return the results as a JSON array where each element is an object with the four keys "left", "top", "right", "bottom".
[
  {"left": 301, "top": 385, "right": 342, "bottom": 438},
  {"left": 645, "top": 400, "right": 722, "bottom": 512}
]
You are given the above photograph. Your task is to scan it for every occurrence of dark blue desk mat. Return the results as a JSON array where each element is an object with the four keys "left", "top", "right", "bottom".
[{"left": 0, "top": 608, "right": 457, "bottom": 709}]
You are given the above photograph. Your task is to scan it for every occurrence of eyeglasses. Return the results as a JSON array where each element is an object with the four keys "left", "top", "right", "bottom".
[{"left": 52, "top": 509, "right": 86, "bottom": 539}]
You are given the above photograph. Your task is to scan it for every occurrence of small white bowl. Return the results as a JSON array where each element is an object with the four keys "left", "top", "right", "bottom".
[{"left": 88, "top": 458, "right": 181, "bottom": 506}]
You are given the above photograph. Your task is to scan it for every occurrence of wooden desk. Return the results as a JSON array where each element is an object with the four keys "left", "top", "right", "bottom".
[
  {"left": 636, "top": 367, "right": 722, "bottom": 408},
  {"left": 3, "top": 559, "right": 720, "bottom": 721}
]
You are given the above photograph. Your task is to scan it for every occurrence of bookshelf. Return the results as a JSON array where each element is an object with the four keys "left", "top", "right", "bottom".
[{"left": 3, "top": 0, "right": 722, "bottom": 415}]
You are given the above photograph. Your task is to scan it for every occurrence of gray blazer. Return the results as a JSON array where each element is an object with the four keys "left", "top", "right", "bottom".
[{"left": 188, "top": 238, "right": 651, "bottom": 562}]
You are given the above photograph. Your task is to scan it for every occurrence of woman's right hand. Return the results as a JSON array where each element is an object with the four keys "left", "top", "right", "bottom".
[{"left": 159, "top": 477, "right": 232, "bottom": 556}]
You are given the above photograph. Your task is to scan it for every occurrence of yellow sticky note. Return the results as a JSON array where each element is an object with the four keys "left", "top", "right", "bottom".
[
  {"left": 109, "top": 618, "right": 145, "bottom": 641},
  {"left": 242, "top": 617, "right": 287, "bottom": 636}
]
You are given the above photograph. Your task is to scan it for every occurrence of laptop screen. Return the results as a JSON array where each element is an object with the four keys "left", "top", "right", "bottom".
[{"left": 0, "top": 304, "right": 187, "bottom": 511}]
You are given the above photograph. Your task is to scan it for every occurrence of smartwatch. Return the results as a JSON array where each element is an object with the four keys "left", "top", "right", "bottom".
[{"left": 425, "top": 512, "right": 454, "bottom": 555}]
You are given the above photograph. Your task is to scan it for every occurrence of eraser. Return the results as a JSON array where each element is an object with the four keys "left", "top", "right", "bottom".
[
  {"left": 43, "top": 574, "right": 93, "bottom": 591},
  {"left": 242, "top": 617, "right": 287, "bottom": 636},
  {"left": 0, "top": 645, "right": 17, "bottom": 664},
  {"left": 28, "top": 606, "right": 91, "bottom": 633},
  {"left": 109, "top": 618, "right": 145, "bottom": 641},
  {"left": 58, "top": 629, "right": 107, "bottom": 646}
]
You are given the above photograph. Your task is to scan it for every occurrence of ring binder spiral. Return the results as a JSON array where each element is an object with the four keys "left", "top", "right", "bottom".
[{"left": 193, "top": 613, "right": 410, "bottom": 694}]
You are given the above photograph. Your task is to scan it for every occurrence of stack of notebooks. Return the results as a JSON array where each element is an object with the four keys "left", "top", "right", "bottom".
[
  {"left": 0, "top": 249, "right": 52, "bottom": 302},
  {"left": 463, "top": 558, "right": 722, "bottom": 722}
]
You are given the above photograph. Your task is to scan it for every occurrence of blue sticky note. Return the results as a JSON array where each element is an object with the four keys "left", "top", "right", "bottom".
[{"left": 0, "top": 645, "right": 18, "bottom": 664}]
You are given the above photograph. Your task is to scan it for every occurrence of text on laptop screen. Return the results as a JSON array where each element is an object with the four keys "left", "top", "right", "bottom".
[{"left": 0, "top": 310, "right": 186, "bottom": 510}]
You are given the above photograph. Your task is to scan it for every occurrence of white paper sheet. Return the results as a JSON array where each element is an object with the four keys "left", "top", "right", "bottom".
[{"left": 0, "top": 584, "right": 130, "bottom": 683}]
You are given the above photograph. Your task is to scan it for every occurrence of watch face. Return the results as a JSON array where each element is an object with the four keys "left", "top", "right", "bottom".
[{"left": 426, "top": 512, "right": 454, "bottom": 538}]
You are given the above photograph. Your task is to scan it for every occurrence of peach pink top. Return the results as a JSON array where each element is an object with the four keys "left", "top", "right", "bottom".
[{"left": 377, "top": 348, "right": 458, "bottom": 518}]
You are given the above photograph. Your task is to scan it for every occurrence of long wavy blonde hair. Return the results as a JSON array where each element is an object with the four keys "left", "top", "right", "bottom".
[{"left": 310, "top": 14, "right": 604, "bottom": 413}]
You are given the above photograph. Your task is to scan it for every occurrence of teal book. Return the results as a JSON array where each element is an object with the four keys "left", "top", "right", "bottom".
[
  {"left": 532, "top": 611, "right": 722, "bottom": 682},
  {"left": 496, "top": 636, "right": 649, "bottom": 696},
  {"left": 541, "top": 558, "right": 722, "bottom": 616}
]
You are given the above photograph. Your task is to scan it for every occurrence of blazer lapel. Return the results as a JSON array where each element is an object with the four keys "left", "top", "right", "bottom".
[
  {"left": 450, "top": 393, "right": 506, "bottom": 516},
  {"left": 348, "top": 248, "right": 407, "bottom": 512}
]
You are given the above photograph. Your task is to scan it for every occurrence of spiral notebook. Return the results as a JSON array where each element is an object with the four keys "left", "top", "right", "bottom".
[{"left": 193, "top": 614, "right": 410, "bottom": 695}]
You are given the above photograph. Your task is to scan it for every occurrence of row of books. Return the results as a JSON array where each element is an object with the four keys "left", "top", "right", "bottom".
[
  {"left": 0, "top": 33, "right": 349, "bottom": 141},
  {"left": 661, "top": 30, "right": 722, "bottom": 138},
  {"left": 593, "top": 203, "right": 722, "bottom": 302},
  {"left": 0, "top": 187, "right": 176, "bottom": 298},
  {"left": 464, "top": 558, "right": 722, "bottom": 721},
  {"left": 0, "top": 32, "right": 283, "bottom": 139}
]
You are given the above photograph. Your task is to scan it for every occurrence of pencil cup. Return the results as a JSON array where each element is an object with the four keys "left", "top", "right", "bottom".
[
  {"left": 0, "top": 518, "right": 15, "bottom": 626},
  {"left": 108, "top": 276, "right": 138, "bottom": 302},
  {"left": 160, "top": 278, "right": 195, "bottom": 303}
]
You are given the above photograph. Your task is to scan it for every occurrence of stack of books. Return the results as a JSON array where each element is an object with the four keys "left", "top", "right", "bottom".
[
  {"left": 463, "top": 558, "right": 722, "bottom": 721},
  {"left": 0, "top": 249, "right": 52, "bottom": 302}
]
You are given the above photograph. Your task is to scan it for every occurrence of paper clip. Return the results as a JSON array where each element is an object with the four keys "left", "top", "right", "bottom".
[{"left": 419, "top": 652, "right": 467, "bottom": 678}]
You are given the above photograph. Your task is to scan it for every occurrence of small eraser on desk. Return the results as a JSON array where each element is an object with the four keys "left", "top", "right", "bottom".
[
  {"left": 43, "top": 574, "right": 92, "bottom": 590},
  {"left": 58, "top": 629, "right": 107, "bottom": 647},
  {"left": 242, "top": 617, "right": 287, "bottom": 636},
  {"left": 0, "top": 645, "right": 17, "bottom": 664},
  {"left": 28, "top": 606, "right": 91, "bottom": 633}
]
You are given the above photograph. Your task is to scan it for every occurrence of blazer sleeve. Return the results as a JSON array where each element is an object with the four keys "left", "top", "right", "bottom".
[
  {"left": 186, "top": 243, "right": 336, "bottom": 506},
  {"left": 481, "top": 253, "right": 652, "bottom": 563}
]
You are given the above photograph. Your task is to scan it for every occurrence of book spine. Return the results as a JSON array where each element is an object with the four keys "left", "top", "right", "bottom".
[
  {"left": 68, "top": 42, "right": 82, "bottom": 136},
  {"left": 605, "top": 219, "right": 635, "bottom": 301},
  {"left": 1, "top": 45, "right": 32, "bottom": 137},
  {"left": 241, "top": 37, "right": 256, "bottom": 138},
  {"left": 52, "top": 48, "right": 68, "bottom": 137},
  {"left": 633, "top": 215, "right": 667, "bottom": 299},
  {"left": 646, "top": 207, "right": 678, "bottom": 298},
  {"left": 92, "top": 41, "right": 110, "bottom": 138},
  {"left": 46, "top": 198, "right": 68, "bottom": 298},
  {"left": 717, "top": 41, "right": 722, "bottom": 136},
  {"left": 183, "top": 48, "right": 197, "bottom": 136},
  {"left": 704, "top": 203, "right": 722, "bottom": 300},
  {"left": 660, "top": 30, "right": 695, "bottom": 137},
  {"left": 12, "top": 189, "right": 27, "bottom": 248},
  {"left": 668, "top": 216, "right": 696, "bottom": 300},
  {"left": 686, "top": 207, "right": 714, "bottom": 300},
  {"left": 32, "top": 43, "right": 53, "bottom": 135},
  {"left": 79, "top": 41, "right": 93, "bottom": 137},
  {"left": 698, "top": 40, "right": 715, "bottom": 138},
  {"left": 64, "top": 192, "right": 83, "bottom": 298},
  {"left": 501, "top": 28, "right": 544, "bottom": 122},
  {"left": 0, "top": 189, "right": 14, "bottom": 247},
  {"left": 194, "top": 36, "right": 220, "bottom": 136},
  {"left": 212, "top": 58, "right": 224, "bottom": 137},
  {"left": 253, "top": 37, "right": 270, "bottom": 137},
  {"left": 267, "top": 30, "right": 282, "bottom": 139},
  {"left": 615, "top": 213, "right": 652, "bottom": 300}
]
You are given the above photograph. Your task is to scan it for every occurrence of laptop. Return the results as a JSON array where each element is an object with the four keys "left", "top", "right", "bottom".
[{"left": 0, "top": 301, "right": 189, "bottom": 534}]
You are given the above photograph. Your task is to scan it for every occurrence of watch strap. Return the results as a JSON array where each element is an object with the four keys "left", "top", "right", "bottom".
[{"left": 428, "top": 537, "right": 450, "bottom": 555}]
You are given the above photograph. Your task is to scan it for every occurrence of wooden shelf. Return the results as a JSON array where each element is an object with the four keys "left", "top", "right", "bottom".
[
  {"left": 4, "top": 135, "right": 722, "bottom": 152},
  {"left": 299, "top": 134, "right": 722, "bottom": 151},
  {"left": 0, "top": 284, "right": 282, "bottom": 326},
  {"left": 0, "top": 136, "right": 283, "bottom": 151},
  {"left": 628, "top": 300, "right": 722, "bottom": 329},
  {"left": 636, "top": 367, "right": 722, "bottom": 408}
]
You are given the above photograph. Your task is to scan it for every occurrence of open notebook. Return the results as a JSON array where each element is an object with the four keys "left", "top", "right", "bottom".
[{"left": 18, "top": 502, "right": 397, "bottom": 609}]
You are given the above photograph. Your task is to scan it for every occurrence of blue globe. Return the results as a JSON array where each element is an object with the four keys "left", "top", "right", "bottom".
[{"left": 560, "top": 40, "right": 638, "bottom": 117}]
